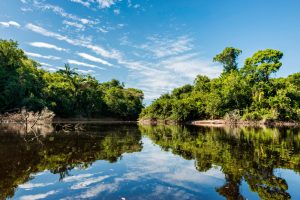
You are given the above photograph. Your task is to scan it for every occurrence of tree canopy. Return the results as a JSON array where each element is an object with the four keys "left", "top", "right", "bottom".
[
  {"left": 0, "top": 39, "right": 144, "bottom": 120},
  {"left": 213, "top": 47, "right": 242, "bottom": 73},
  {"left": 140, "top": 47, "right": 300, "bottom": 122}
]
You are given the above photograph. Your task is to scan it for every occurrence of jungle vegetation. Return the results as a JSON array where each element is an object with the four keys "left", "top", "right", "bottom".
[
  {"left": 140, "top": 47, "right": 300, "bottom": 122},
  {"left": 0, "top": 39, "right": 144, "bottom": 119}
]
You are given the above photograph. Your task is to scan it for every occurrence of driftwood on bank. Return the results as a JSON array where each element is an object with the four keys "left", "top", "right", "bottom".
[{"left": 0, "top": 107, "right": 55, "bottom": 125}]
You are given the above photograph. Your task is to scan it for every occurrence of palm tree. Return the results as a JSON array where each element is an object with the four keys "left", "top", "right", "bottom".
[{"left": 58, "top": 64, "right": 78, "bottom": 79}]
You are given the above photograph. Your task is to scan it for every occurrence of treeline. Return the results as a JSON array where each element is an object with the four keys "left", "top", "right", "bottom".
[
  {"left": 0, "top": 39, "right": 144, "bottom": 119},
  {"left": 140, "top": 47, "right": 300, "bottom": 122}
]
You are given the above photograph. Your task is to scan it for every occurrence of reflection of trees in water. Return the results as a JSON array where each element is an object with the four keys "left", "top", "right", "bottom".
[
  {"left": 0, "top": 124, "right": 142, "bottom": 199},
  {"left": 140, "top": 125, "right": 300, "bottom": 200}
]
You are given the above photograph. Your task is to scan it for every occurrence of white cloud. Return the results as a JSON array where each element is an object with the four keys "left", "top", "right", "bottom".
[
  {"left": 31, "top": 1, "right": 96, "bottom": 25},
  {"left": 95, "top": 0, "right": 117, "bottom": 8},
  {"left": 19, "top": 190, "right": 58, "bottom": 200},
  {"left": 0, "top": 21, "right": 20, "bottom": 28},
  {"left": 121, "top": 35, "right": 222, "bottom": 101},
  {"left": 42, "top": 67, "right": 57, "bottom": 71},
  {"left": 161, "top": 53, "right": 221, "bottom": 79},
  {"left": 77, "top": 52, "right": 112, "bottom": 66},
  {"left": 25, "top": 23, "right": 221, "bottom": 101},
  {"left": 39, "top": 62, "right": 53, "bottom": 67},
  {"left": 26, "top": 23, "right": 120, "bottom": 60},
  {"left": 77, "top": 69, "right": 95, "bottom": 74},
  {"left": 26, "top": 23, "right": 77, "bottom": 43},
  {"left": 21, "top": 7, "right": 33, "bottom": 12},
  {"left": 97, "top": 27, "right": 109, "bottom": 33},
  {"left": 63, "top": 20, "right": 85, "bottom": 31},
  {"left": 29, "top": 42, "right": 68, "bottom": 52},
  {"left": 70, "top": 0, "right": 91, "bottom": 7},
  {"left": 25, "top": 51, "right": 61, "bottom": 60},
  {"left": 113, "top": 9, "right": 120, "bottom": 15},
  {"left": 67, "top": 59, "right": 105, "bottom": 70},
  {"left": 141, "top": 36, "right": 193, "bottom": 58},
  {"left": 39, "top": 63, "right": 58, "bottom": 71}
]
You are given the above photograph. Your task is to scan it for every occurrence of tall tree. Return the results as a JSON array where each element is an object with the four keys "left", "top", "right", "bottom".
[
  {"left": 213, "top": 47, "right": 242, "bottom": 73},
  {"left": 242, "top": 49, "right": 283, "bottom": 83}
]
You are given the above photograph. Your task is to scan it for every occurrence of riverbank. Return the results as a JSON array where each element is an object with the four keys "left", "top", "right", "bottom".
[{"left": 139, "top": 119, "right": 300, "bottom": 127}]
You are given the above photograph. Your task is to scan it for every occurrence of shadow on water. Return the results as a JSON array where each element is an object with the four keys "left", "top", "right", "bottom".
[
  {"left": 139, "top": 125, "right": 300, "bottom": 200},
  {"left": 0, "top": 123, "right": 142, "bottom": 199}
]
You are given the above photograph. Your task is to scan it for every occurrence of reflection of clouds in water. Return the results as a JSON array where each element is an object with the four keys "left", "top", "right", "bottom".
[
  {"left": 62, "top": 173, "right": 94, "bottom": 182},
  {"left": 19, "top": 190, "right": 59, "bottom": 200},
  {"left": 63, "top": 183, "right": 119, "bottom": 199},
  {"left": 19, "top": 182, "right": 55, "bottom": 190},
  {"left": 32, "top": 171, "right": 48, "bottom": 177},
  {"left": 71, "top": 175, "right": 110, "bottom": 190},
  {"left": 151, "top": 185, "right": 196, "bottom": 200},
  {"left": 79, "top": 183, "right": 119, "bottom": 199},
  {"left": 18, "top": 137, "right": 225, "bottom": 199},
  {"left": 70, "top": 137, "right": 225, "bottom": 199},
  {"left": 127, "top": 138, "right": 224, "bottom": 184},
  {"left": 166, "top": 165, "right": 224, "bottom": 184}
]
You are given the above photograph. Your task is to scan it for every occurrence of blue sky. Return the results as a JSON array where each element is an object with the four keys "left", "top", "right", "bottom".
[{"left": 0, "top": 0, "right": 300, "bottom": 102}]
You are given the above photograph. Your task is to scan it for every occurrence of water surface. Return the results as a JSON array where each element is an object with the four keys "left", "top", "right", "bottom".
[{"left": 1, "top": 124, "right": 300, "bottom": 199}]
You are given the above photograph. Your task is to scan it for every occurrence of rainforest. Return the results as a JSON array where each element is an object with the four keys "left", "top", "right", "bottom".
[
  {"left": 0, "top": 39, "right": 144, "bottom": 120},
  {"left": 1, "top": 39, "right": 300, "bottom": 123},
  {"left": 140, "top": 47, "right": 300, "bottom": 123}
]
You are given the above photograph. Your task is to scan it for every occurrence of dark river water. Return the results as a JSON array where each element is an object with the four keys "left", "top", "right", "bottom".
[{"left": 1, "top": 123, "right": 300, "bottom": 200}]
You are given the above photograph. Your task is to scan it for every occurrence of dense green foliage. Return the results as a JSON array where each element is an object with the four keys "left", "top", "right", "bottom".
[
  {"left": 0, "top": 40, "right": 144, "bottom": 119},
  {"left": 140, "top": 47, "right": 300, "bottom": 122},
  {"left": 140, "top": 125, "right": 300, "bottom": 200}
]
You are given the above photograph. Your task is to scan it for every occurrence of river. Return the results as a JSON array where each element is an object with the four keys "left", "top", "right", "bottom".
[{"left": 1, "top": 123, "right": 300, "bottom": 199}]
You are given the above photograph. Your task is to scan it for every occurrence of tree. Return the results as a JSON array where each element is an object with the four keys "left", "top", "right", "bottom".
[
  {"left": 140, "top": 47, "right": 299, "bottom": 122},
  {"left": 57, "top": 64, "right": 78, "bottom": 79},
  {"left": 0, "top": 39, "right": 144, "bottom": 119},
  {"left": 0, "top": 40, "right": 45, "bottom": 112},
  {"left": 242, "top": 49, "right": 283, "bottom": 83},
  {"left": 213, "top": 47, "right": 242, "bottom": 73}
]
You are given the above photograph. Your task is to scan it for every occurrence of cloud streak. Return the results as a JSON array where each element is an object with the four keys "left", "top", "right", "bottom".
[
  {"left": 77, "top": 52, "right": 112, "bottom": 66},
  {"left": 67, "top": 59, "right": 105, "bottom": 70},
  {"left": 69, "top": 0, "right": 91, "bottom": 7},
  {"left": 26, "top": 23, "right": 121, "bottom": 60},
  {"left": 29, "top": 42, "right": 68, "bottom": 52},
  {"left": 25, "top": 51, "right": 61, "bottom": 60},
  {"left": 0, "top": 21, "right": 20, "bottom": 28},
  {"left": 63, "top": 20, "right": 85, "bottom": 31},
  {"left": 31, "top": 0, "right": 97, "bottom": 25}
]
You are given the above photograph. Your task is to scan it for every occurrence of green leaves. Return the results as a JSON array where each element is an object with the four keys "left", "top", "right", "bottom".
[
  {"left": 0, "top": 39, "right": 144, "bottom": 120},
  {"left": 140, "top": 47, "right": 299, "bottom": 122},
  {"left": 242, "top": 49, "right": 283, "bottom": 83},
  {"left": 213, "top": 47, "right": 242, "bottom": 73}
]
